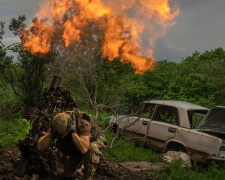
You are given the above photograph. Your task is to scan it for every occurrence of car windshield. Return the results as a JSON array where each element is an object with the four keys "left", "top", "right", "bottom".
[{"left": 197, "top": 107, "right": 225, "bottom": 131}]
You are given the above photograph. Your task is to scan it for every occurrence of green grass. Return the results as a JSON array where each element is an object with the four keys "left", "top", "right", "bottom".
[
  {"left": 102, "top": 131, "right": 162, "bottom": 162},
  {"left": 154, "top": 160, "right": 225, "bottom": 180},
  {"left": 0, "top": 118, "right": 31, "bottom": 147}
]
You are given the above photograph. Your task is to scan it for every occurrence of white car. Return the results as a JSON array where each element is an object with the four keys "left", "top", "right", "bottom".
[{"left": 110, "top": 100, "right": 225, "bottom": 163}]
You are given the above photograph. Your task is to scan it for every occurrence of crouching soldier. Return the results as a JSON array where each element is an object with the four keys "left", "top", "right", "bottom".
[{"left": 37, "top": 110, "right": 106, "bottom": 180}]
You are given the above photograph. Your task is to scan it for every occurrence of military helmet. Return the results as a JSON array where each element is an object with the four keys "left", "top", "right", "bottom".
[{"left": 51, "top": 112, "right": 72, "bottom": 138}]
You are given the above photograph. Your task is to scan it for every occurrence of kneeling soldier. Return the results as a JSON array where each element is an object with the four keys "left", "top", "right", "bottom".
[{"left": 37, "top": 110, "right": 105, "bottom": 180}]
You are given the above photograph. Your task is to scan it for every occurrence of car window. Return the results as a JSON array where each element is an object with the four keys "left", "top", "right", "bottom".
[
  {"left": 135, "top": 103, "right": 156, "bottom": 119},
  {"left": 188, "top": 110, "right": 208, "bottom": 128},
  {"left": 141, "top": 105, "right": 156, "bottom": 119},
  {"left": 152, "top": 105, "right": 179, "bottom": 125}
]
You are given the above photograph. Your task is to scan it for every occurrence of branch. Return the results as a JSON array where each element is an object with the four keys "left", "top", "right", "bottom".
[
  {"left": 3, "top": 42, "right": 21, "bottom": 51},
  {"left": 0, "top": 132, "right": 6, "bottom": 137}
]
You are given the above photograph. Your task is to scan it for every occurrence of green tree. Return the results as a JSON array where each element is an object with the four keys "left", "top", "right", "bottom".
[
  {"left": 141, "top": 60, "right": 179, "bottom": 100},
  {"left": 180, "top": 48, "right": 225, "bottom": 76},
  {"left": 0, "top": 16, "right": 47, "bottom": 107},
  {"left": 164, "top": 73, "right": 216, "bottom": 108},
  {"left": 179, "top": 48, "right": 225, "bottom": 106},
  {"left": 209, "top": 59, "right": 225, "bottom": 105}
]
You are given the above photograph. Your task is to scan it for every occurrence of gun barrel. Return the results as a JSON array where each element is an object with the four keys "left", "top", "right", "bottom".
[{"left": 49, "top": 75, "right": 61, "bottom": 90}]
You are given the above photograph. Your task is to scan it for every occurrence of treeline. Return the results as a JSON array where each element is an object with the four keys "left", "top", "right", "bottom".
[
  {"left": 1, "top": 45, "right": 225, "bottom": 120},
  {"left": 63, "top": 47, "right": 225, "bottom": 112},
  {"left": 61, "top": 47, "right": 225, "bottom": 114},
  {"left": 1, "top": 15, "right": 225, "bottom": 120},
  {"left": 1, "top": 46, "right": 225, "bottom": 119}
]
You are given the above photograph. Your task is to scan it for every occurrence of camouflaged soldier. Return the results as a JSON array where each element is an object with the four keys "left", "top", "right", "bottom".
[{"left": 37, "top": 110, "right": 105, "bottom": 180}]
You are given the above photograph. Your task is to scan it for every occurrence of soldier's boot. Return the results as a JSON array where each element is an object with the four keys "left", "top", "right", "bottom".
[{"left": 14, "top": 154, "right": 29, "bottom": 177}]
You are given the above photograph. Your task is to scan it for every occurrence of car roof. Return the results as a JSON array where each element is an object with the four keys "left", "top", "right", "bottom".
[{"left": 144, "top": 100, "right": 209, "bottom": 111}]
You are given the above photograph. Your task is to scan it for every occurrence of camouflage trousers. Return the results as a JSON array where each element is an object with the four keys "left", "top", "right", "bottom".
[{"left": 64, "top": 136, "right": 105, "bottom": 180}]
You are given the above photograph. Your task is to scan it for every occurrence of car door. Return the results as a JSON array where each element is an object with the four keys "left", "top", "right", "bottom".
[
  {"left": 124, "top": 103, "right": 156, "bottom": 143},
  {"left": 131, "top": 117, "right": 150, "bottom": 143},
  {"left": 130, "top": 103, "right": 156, "bottom": 143},
  {"left": 146, "top": 105, "right": 179, "bottom": 150},
  {"left": 117, "top": 103, "right": 155, "bottom": 142},
  {"left": 116, "top": 114, "right": 143, "bottom": 139}
]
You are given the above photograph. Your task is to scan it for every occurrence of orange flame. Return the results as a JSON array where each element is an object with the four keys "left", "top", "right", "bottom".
[
  {"left": 21, "top": 0, "right": 179, "bottom": 74},
  {"left": 21, "top": 19, "right": 54, "bottom": 54}
]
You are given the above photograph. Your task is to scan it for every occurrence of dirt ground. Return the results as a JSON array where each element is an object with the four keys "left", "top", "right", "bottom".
[{"left": 0, "top": 146, "right": 163, "bottom": 180}]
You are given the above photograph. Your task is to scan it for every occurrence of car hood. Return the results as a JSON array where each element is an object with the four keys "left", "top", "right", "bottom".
[{"left": 197, "top": 106, "right": 225, "bottom": 133}]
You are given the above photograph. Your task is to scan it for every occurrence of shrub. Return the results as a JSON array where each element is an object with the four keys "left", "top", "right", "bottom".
[
  {"left": 0, "top": 118, "right": 31, "bottom": 147},
  {"left": 0, "top": 85, "right": 21, "bottom": 119}
]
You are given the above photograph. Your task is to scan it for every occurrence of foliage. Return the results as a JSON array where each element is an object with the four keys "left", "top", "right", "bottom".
[
  {"left": 154, "top": 160, "right": 225, "bottom": 180},
  {"left": 0, "top": 84, "right": 21, "bottom": 119},
  {"left": 141, "top": 60, "right": 179, "bottom": 100},
  {"left": 164, "top": 73, "right": 216, "bottom": 108},
  {"left": 96, "top": 59, "right": 136, "bottom": 112},
  {"left": 0, "top": 118, "right": 31, "bottom": 147},
  {"left": 179, "top": 48, "right": 225, "bottom": 76},
  {"left": 0, "top": 50, "right": 47, "bottom": 107},
  {"left": 102, "top": 131, "right": 162, "bottom": 162},
  {"left": 209, "top": 59, "right": 225, "bottom": 105},
  {"left": 70, "top": 47, "right": 225, "bottom": 114},
  {"left": 0, "top": 16, "right": 47, "bottom": 107},
  {"left": 178, "top": 47, "right": 225, "bottom": 106}
]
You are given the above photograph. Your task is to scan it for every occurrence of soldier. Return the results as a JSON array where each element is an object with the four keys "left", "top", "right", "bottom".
[{"left": 37, "top": 110, "right": 105, "bottom": 180}]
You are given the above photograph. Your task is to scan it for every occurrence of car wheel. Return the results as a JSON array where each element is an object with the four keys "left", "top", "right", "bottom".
[{"left": 166, "top": 142, "right": 186, "bottom": 153}]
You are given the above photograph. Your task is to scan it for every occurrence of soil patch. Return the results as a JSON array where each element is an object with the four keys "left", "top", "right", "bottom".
[{"left": 0, "top": 146, "right": 162, "bottom": 180}]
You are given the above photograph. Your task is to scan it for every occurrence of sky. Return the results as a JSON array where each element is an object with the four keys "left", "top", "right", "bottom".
[{"left": 1, "top": 0, "right": 225, "bottom": 63}]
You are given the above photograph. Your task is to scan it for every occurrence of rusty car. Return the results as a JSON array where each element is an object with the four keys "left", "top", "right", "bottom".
[{"left": 109, "top": 100, "right": 225, "bottom": 163}]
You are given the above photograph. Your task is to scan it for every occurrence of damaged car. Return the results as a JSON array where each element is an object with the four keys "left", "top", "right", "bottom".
[{"left": 110, "top": 100, "right": 225, "bottom": 163}]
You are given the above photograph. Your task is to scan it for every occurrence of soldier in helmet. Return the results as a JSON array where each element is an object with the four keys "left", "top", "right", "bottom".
[{"left": 37, "top": 110, "right": 105, "bottom": 180}]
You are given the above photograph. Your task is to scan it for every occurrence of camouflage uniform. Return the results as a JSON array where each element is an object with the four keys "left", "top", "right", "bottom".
[
  {"left": 56, "top": 118, "right": 105, "bottom": 179},
  {"left": 82, "top": 135, "right": 105, "bottom": 179}
]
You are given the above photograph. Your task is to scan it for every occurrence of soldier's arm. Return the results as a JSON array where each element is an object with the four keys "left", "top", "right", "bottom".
[
  {"left": 71, "top": 133, "right": 90, "bottom": 154},
  {"left": 37, "top": 129, "right": 54, "bottom": 151}
]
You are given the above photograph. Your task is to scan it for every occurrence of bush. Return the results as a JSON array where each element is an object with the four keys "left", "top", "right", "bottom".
[
  {"left": 0, "top": 118, "right": 31, "bottom": 147},
  {"left": 0, "top": 85, "right": 21, "bottom": 119}
]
